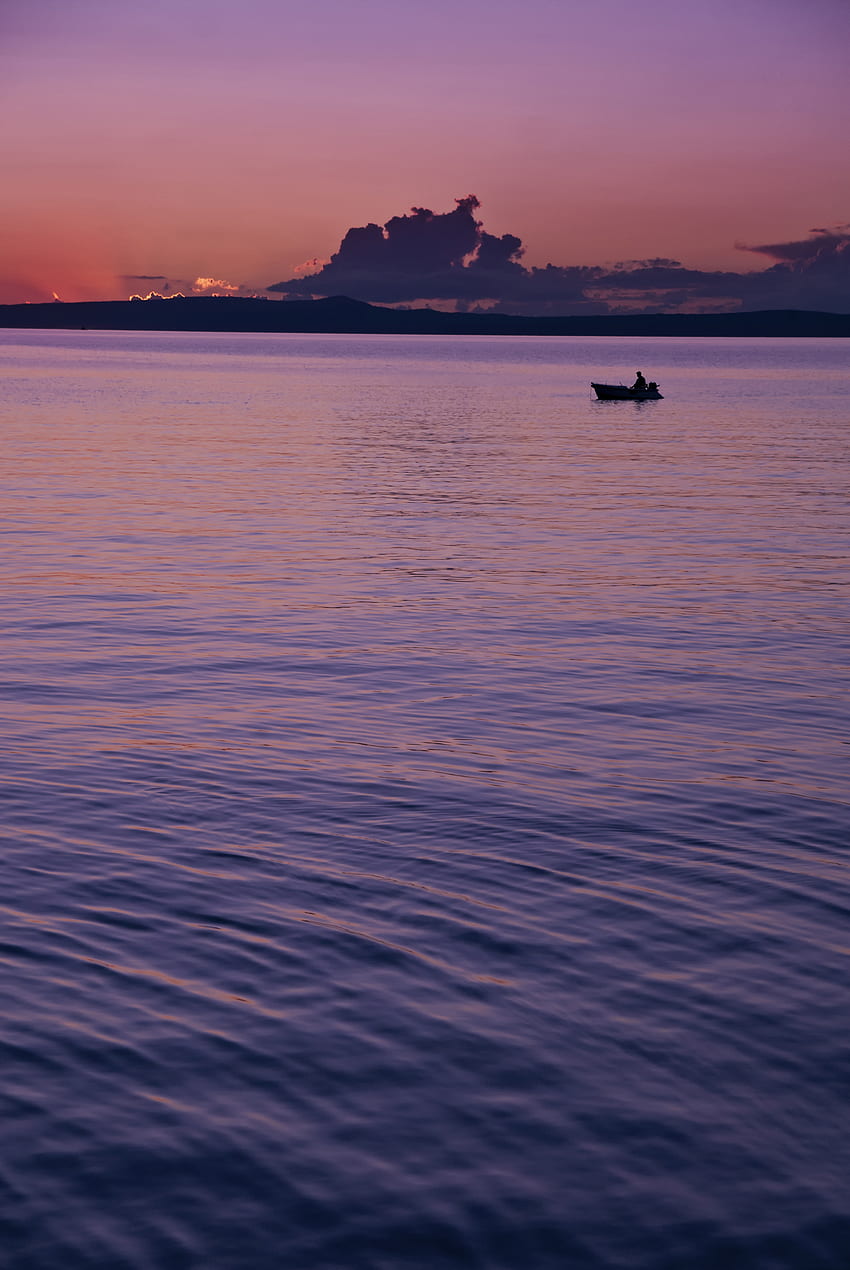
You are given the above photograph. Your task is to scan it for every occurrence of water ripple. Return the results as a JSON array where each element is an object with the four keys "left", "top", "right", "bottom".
[{"left": 1, "top": 332, "right": 848, "bottom": 1268}]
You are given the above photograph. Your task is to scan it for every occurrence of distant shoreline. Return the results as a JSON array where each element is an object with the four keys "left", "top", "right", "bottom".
[{"left": 1, "top": 296, "right": 849, "bottom": 337}]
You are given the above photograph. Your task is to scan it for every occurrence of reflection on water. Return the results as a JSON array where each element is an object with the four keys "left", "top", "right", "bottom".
[{"left": 1, "top": 331, "right": 849, "bottom": 1269}]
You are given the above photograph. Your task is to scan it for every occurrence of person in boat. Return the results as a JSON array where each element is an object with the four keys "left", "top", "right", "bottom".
[{"left": 631, "top": 371, "right": 647, "bottom": 391}]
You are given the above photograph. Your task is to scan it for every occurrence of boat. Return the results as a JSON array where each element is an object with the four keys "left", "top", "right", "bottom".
[{"left": 592, "top": 382, "right": 663, "bottom": 400}]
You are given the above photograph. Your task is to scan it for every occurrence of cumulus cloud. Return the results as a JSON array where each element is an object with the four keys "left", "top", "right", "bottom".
[
  {"left": 268, "top": 199, "right": 850, "bottom": 315},
  {"left": 192, "top": 276, "right": 239, "bottom": 293},
  {"left": 268, "top": 196, "right": 610, "bottom": 313}
]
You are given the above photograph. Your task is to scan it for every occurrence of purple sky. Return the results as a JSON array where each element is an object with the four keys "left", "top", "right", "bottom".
[{"left": 2, "top": 0, "right": 849, "bottom": 308}]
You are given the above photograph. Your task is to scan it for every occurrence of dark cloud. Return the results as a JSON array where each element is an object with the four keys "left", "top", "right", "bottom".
[
  {"left": 730, "top": 226, "right": 850, "bottom": 311},
  {"left": 122, "top": 274, "right": 167, "bottom": 280},
  {"left": 268, "top": 200, "right": 850, "bottom": 315},
  {"left": 739, "top": 225, "right": 850, "bottom": 264}
]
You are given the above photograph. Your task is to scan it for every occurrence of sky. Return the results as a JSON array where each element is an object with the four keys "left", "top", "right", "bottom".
[{"left": 2, "top": 0, "right": 849, "bottom": 312}]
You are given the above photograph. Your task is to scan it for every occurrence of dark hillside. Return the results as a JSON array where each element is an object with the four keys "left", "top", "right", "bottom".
[{"left": 2, "top": 296, "right": 849, "bottom": 336}]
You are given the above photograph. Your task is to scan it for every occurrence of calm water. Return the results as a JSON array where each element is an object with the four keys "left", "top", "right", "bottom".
[{"left": 1, "top": 330, "right": 848, "bottom": 1270}]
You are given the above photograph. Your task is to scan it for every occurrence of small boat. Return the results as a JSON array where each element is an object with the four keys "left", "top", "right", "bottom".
[{"left": 592, "top": 382, "right": 663, "bottom": 400}]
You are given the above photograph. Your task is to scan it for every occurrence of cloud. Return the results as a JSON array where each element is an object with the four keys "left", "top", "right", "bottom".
[
  {"left": 268, "top": 199, "right": 850, "bottom": 315},
  {"left": 738, "top": 225, "right": 850, "bottom": 265},
  {"left": 269, "top": 196, "right": 609, "bottom": 313},
  {"left": 123, "top": 274, "right": 264, "bottom": 300},
  {"left": 128, "top": 292, "right": 184, "bottom": 301},
  {"left": 292, "top": 256, "right": 331, "bottom": 276},
  {"left": 192, "top": 276, "right": 239, "bottom": 293}
]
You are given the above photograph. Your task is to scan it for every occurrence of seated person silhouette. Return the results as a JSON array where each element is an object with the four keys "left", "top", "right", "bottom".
[{"left": 631, "top": 371, "right": 647, "bottom": 391}]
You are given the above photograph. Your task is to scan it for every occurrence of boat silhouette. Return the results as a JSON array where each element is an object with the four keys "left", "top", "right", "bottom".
[{"left": 592, "top": 381, "right": 663, "bottom": 400}]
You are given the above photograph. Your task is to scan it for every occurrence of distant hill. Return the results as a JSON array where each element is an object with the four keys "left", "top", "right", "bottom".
[{"left": 1, "top": 295, "right": 849, "bottom": 337}]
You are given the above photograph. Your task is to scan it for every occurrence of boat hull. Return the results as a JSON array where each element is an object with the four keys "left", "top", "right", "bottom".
[{"left": 591, "top": 382, "right": 663, "bottom": 400}]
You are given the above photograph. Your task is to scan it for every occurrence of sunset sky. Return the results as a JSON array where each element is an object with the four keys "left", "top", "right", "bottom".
[{"left": 3, "top": 0, "right": 849, "bottom": 308}]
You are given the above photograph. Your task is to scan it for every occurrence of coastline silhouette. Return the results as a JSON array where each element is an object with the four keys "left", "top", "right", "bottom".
[{"left": 1, "top": 296, "right": 848, "bottom": 336}]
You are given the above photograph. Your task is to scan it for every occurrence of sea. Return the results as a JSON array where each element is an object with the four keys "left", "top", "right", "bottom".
[{"left": 1, "top": 329, "right": 848, "bottom": 1270}]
